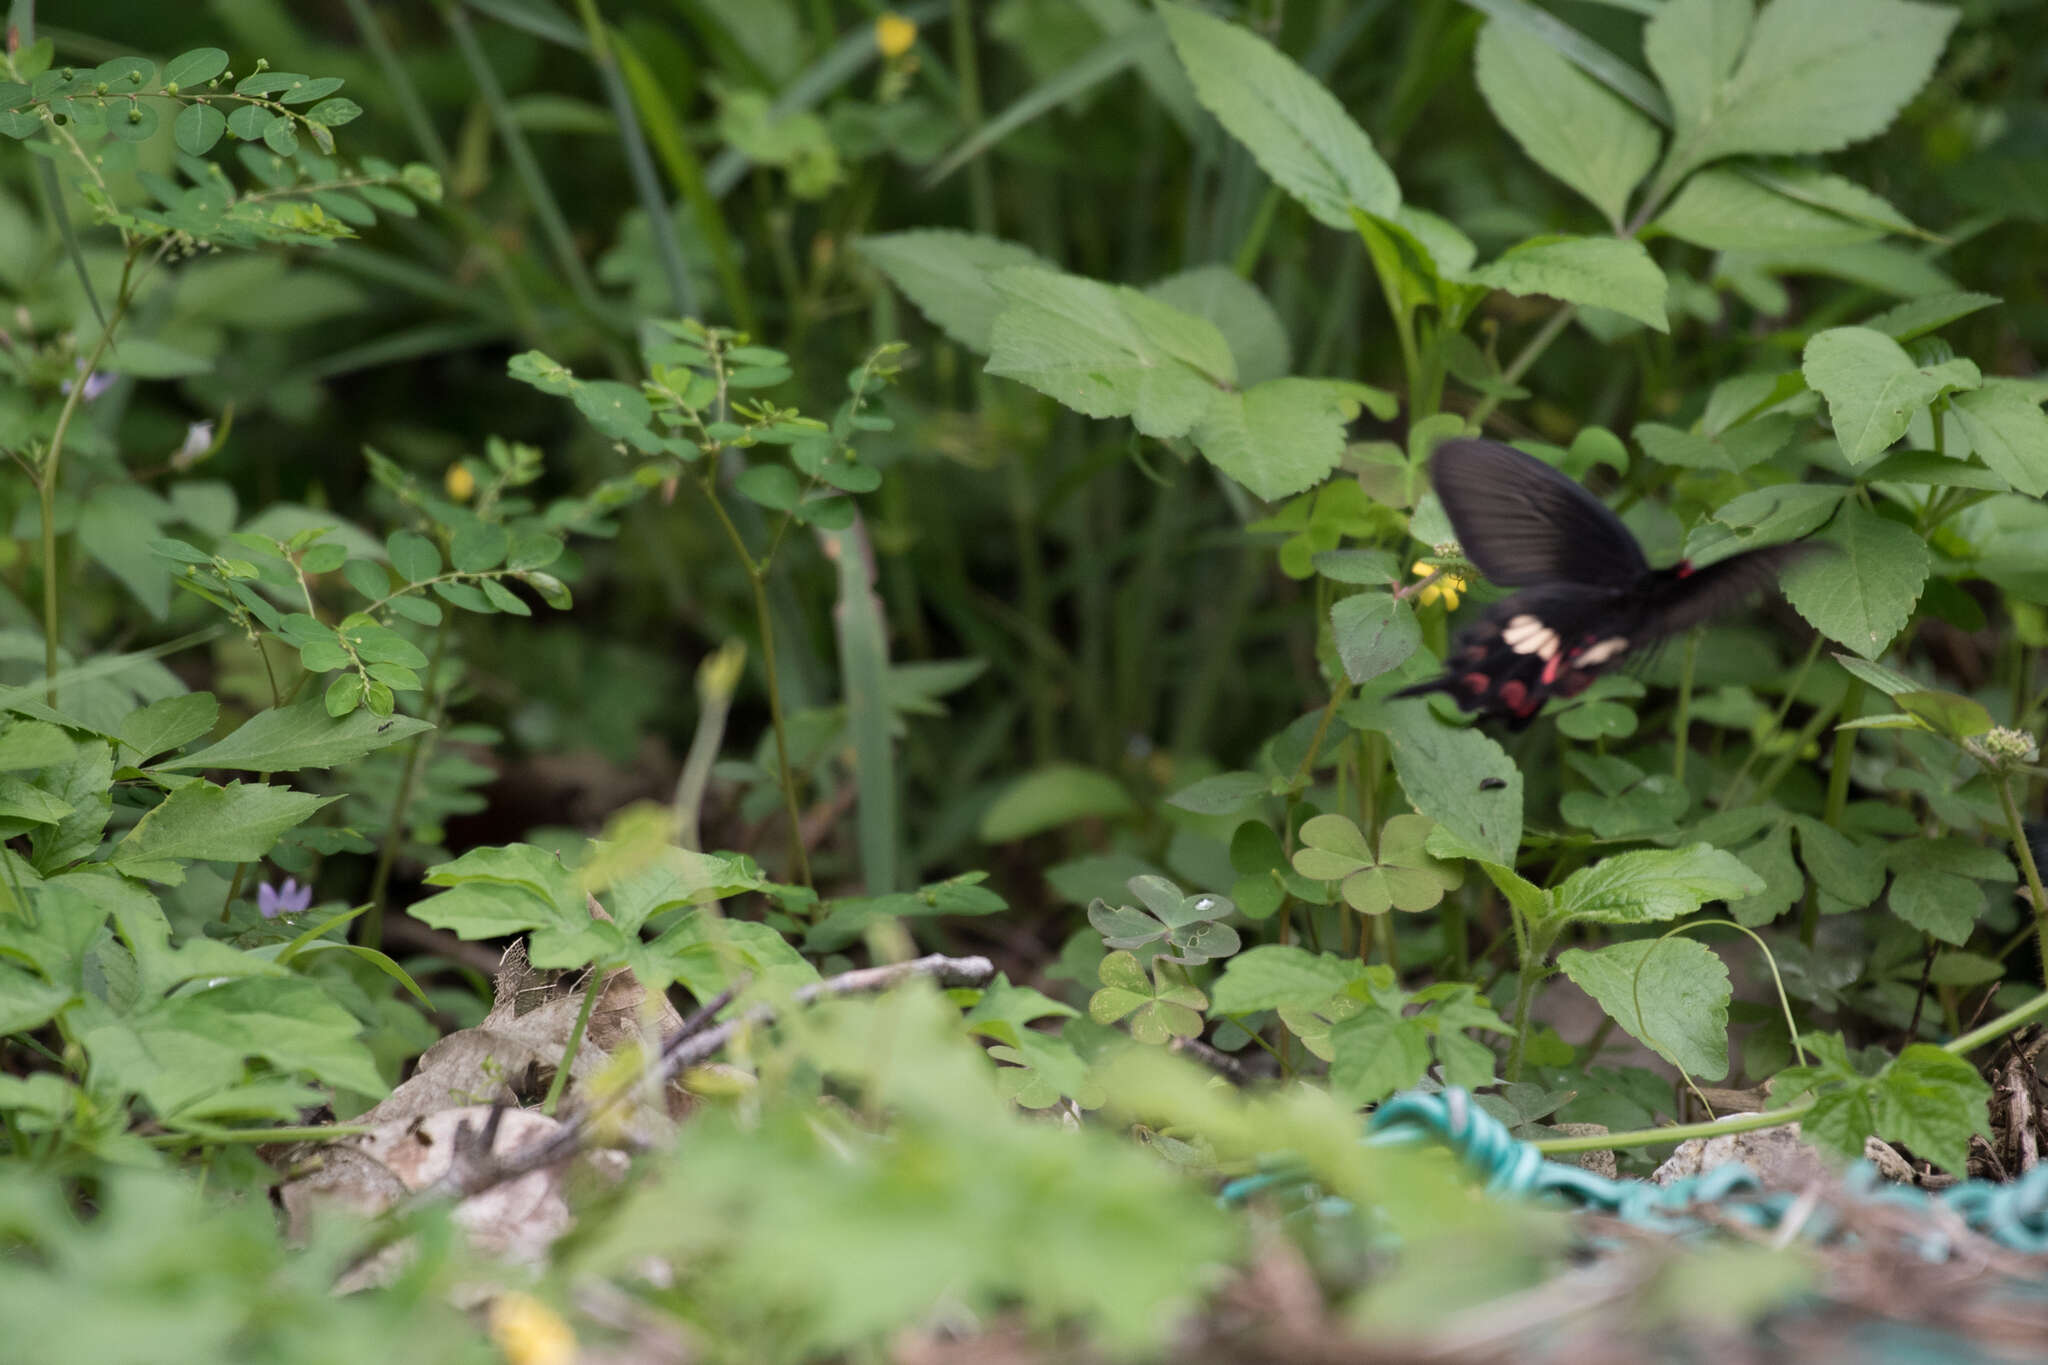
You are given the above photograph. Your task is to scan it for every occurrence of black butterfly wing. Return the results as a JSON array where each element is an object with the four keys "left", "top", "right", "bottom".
[
  {"left": 1639, "top": 541, "right": 1825, "bottom": 641},
  {"left": 1429, "top": 438, "right": 1647, "bottom": 590}
]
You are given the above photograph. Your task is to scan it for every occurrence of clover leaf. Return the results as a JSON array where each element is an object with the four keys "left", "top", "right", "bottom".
[
  {"left": 1086, "top": 874, "right": 1241, "bottom": 966},
  {"left": 1290, "top": 812, "right": 1461, "bottom": 915},
  {"left": 1088, "top": 950, "right": 1208, "bottom": 1043}
]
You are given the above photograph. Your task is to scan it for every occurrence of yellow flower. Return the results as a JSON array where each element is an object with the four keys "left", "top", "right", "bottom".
[
  {"left": 1411, "top": 560, "right": 1466, "bottom": 611},
  {"left": 489, "top": 1292, "right": 575, "bottom": 1365},
  {"left": 875, "top": 12, "right": 918, "bottom": 58},
  {"left": 445, "top": 462, "right": 476, "bottom": 502}
]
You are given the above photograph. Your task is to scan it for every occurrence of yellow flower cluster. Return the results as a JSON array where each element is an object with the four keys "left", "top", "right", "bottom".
[
  {"left": 875, "top": 13, "right": 918, "bottom": 58},
  {"left": 1410, "top": 560, "right": 1466, "bottom": 610},
  {"left": 489, "top": 1292, "right": 575, "bottom": 1365}
]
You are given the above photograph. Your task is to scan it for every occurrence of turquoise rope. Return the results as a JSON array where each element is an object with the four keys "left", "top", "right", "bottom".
[{"left": 1220, "top": 1087, "right": 2048, "bottom": 1257}]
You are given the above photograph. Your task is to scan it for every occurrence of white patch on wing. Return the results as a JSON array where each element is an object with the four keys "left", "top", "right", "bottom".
[
  {"left": 1578, "top": 636, "right": 1630, "bottom": 667},
  {"left": 1502, "top": 615, "right": 1551, "bottom": 654}
]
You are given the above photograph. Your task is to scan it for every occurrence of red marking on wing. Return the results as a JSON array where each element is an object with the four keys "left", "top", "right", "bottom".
[
  {"left": 1540, "top": 654, "right": 1563, "bottom": 685},
  {"left": 1460, "top": 672, "right": 1491, "bottom": 696},
  {"left": 1496, "top": 680, "right": 1528, "bottom": 712},
  {"left": 1676, "top": 559, "right": 1695, "bottom": 579}
]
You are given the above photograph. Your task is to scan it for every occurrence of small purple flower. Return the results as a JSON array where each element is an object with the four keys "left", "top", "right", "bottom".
[
  {"left": 60, "top": 358, "right": 113, "bottom": 402},
  {"left": 258, "top": 876, "right": 314, "bottom": 919}
]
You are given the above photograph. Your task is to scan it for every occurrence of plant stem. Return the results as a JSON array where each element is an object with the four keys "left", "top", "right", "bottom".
[
  {"left": 1289, "top": 678, "right": 1355, "bottom": 787},
  {"left": 540, "top": 970, "right": 604, "bottom": 1117},
  {"left": 948, "top": 0, "right": 996, "bottom": 234},
  {"left": 1469, "top": 304, "right": 1575, "bottom": 430},
  {"left": 1672, "top": 630, "right": 1698, "bottom": 783},
  {"left": 365, "top": 616, "right": 454, "bottom": 949},
  {"left": 1717, "top": 634, "right": 1822, "bottom": 810},
  {"left": 40, "top": 249, "right": 138, "bottom": 703},
  {"left": 1540, "top": 984, "right": 2048, "bottom": 1154},
  {"left": 1804, "top": 676, "right": 1863, "bottom": 947},
  {"left": 1996, "top": 772, "right": 2048, "bottom": 991}
]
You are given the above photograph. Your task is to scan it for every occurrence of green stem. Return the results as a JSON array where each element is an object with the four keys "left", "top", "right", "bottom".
[
  {"left": 948, "top": 0, "right": 996, "bottom": 234},
  {"left": 1289, "top": 678, "right": 1355, "bottom": 788},
  {"left": 1504, "top": 916, "right": 1551, "bottom": 1082},
  {"left": 1468, "top": 304, "right": 1575, "bottom": 430},
  {"left": 540, "top": 969, "right": 603, "bottom": 1117},
  {"left": 364, "top": 615, "right": 454, "bottom": 949},
  {"left": 1996, "top": 771, "right": 2048, "bottom": 992},
  {"left": 1672, "top": 630, "right": 1698, "bottom": 783},
  {"left": 41, "top": 250, "right": 139, "bottom": 702},
  {"left": 1804, "top": 676, "right": 1863, "bottom": 947},
  {"left": 1540, "top": 985, "right": 2048, "bottom": 1154}
]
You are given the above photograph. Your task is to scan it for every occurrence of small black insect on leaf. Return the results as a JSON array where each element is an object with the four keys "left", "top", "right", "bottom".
[
  {"left": 1397, "top": 439, "right": 1825, "bottom": 730},
  {"left": 1478, "top": 776, "right": 1507, "bottom": 791}
]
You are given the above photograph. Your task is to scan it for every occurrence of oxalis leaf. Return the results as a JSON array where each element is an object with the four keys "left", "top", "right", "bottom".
[{"left": 1558, "top": 938, "right": 1731, "bottom": 1080}]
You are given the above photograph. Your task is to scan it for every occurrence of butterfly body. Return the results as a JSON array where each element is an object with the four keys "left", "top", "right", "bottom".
[{"left": 1398, "top": 439, "right": 1819, "bottom": 729}]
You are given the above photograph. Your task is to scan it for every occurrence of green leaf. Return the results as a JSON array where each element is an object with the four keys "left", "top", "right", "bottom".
[
  {"left": 1160, "top": 2, "right": 1399, "bottom": 229},
  {"left": 1558, "top": 937, "right": 1731, "bottom": 1080},
  {"left": 854, "top": 230, "right": 1050, "bottom": 354},
  {"left": 1166, "top": 771, "right": 1269, "bottom": 816},
  {"left": 110, "top": 781, "right": 334, "bottom": 882},
  {"left": 1949, "top": 382, "right": 2048, "bottom": 497},
  {"left": 1865, "top": 291, "right": 2000, "bottom": 342},
  {"left": 1473, "top": 20, "right": 1659, "bottom": 231},
  {"left": 0, "top": 720, "right": 75, "bottom": 772},
  {"left": 1780, "top": 500, "right": 1927, "bottom": 657},
  {"left": 573, "top": 381, "right": 655, "bottom": 442},
  {"left": 1888, "top": 868, "right": 1983, "bottom": 944},
  {"left": 1874, "top": 1044, "right": 1991, "bottom": 1174},
  {"left": 322, "top": 673, "right": 363, "bottom": 717},
  {"left": 1329, "top": 592, "right": 1420, "bottom": 684},
  {"left": 1146, "top": 265, "right": 1292, "bottom": 387},
  {"left": 1802, "top": 325, "right": 1980, "bottom": 463},
  {"left": 164, "top": 48, "right": 230, "bottom": 88},
  {"left": 1328, "top": 1009, "right": 1432, "bottom": 1105},
  {"left": 735, "top": 464, "right": 801, "bottom": 511},
  {"left": 158, "top": 696, "right": 431, "bottom": 772},
  {"left": 1468, "top": 235, "right": 1669, "bottom": 332},
  {"left": 1657, "top": 168, "right": 1881, "bottom": 251},
  {"left": 386, "top": 530, "right": 440, "bottom": 582},
  {"left": 979, "top": 763, "right": 1133, "bottom": 842},
  {"left": 1381, "top": 702, "right": 1522, "bottom": 865},
  {"left": 1552, "top": 844, "right": 1764, "bottom": 925},
  {"left": 1191, "top": 376, "right": 1393, "bottom": 501},
  {"left": 117, "top": 694, "right": 218, "bottom": 764},
  {"left": 173, "top": 102, "right": 226, "bottom": 156},
  {"left": 1646, "top": 0, "right": 1956, "bottom": 182},
  {"left": 987, "top": 266, "right": 1234, "bottom": 439},
  {"left": 1208, "top": 945, "right": 1361, "bottom": 1013}
]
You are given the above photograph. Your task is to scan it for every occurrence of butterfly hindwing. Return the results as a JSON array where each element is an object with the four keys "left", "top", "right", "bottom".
[
  {"left": 1430, "top": 439, "right": 1647, "bottom": 590},
  {"left": 1638, "top": 542, "right": 1823, "bottom": 642}
]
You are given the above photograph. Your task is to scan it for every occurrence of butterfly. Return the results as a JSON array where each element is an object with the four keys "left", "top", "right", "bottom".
[{"left": 1396, "top": 438, "right": 1822, "bottom": 729}]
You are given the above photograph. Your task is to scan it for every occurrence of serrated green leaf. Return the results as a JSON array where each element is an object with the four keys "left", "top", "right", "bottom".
[
  {"left": 1474, "top": 21, "right": 1659, "bottom": 230},
  {"left": 1468, "top": 235, "right": 1669, "bottom": 332},
  {"left": 1329, "top": 592, "right": 1420, "bottom": 684},
  {"left": 1160, "top": 2, "right": 1398, "bottom": 229},
  {"left": 1802, "top": 326, "right": 1980, "bottom": 463},
  {"left": 1780, "top": 501, "right": 1926, "bottom": 657},
  {"left": 1558, "top": 937, "right": 1731, "bottom": 1080},
  {"left": 110, "top": 781, "right": 333, "bottom": 882},
  {"left": 159, "top": 696, "right": 430, "bottom": 772},
  {"left": 1552, "top": 844, "right": 1763, "bottom": 925}
]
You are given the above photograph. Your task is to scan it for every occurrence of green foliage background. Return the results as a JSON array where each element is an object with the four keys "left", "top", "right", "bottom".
[{"left": 5, "top": 0, "right": 2048, "bottom": 1358}]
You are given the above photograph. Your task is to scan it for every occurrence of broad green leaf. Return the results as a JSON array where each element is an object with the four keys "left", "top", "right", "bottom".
[
  {"left": 1468, "top": 235, "right": 1668, "bottom": 332},
  {"left": 1802, "top": 325, "right": 1980, "bottom": 463},
  {"left": 1161, "top": 3, "right": 1399, "bottom": 229},
  {"left": 159, "top": 696, "right": 432, "bottom": 772},
  {"left": 854, "top": 231, "right": 1050, "bottom": 354},
  {"left": 987, "top": 267, "right": 1232, "bottom": 439},
  {"left": 163, "top": 47, "right": 230, "bottom": 88},
  {"left": 1192, "top": 377, "right": 1393, "bottom": 501},
  {"left": 1329, "top": 592, "right": 1420, "bottom": 684},
  {"left": 1647, "top": 0, "right": 1956, "bottom": 182},
  {"left": 0, "top": 720, "right": 73, "bottom": 772},
  {"left": 1166, "top": 772, "right": 1269, "bottom": 816},
  {"left": 110, "top": 782, "right": 334, "bottom": 882},
  {"left": 1558, "top": 937, "right": 1731, "bottom": 1080},
  {"left": 1866, "top": 291, "right": 2000, "bottom": 342},
  {"left": 979, "top": 763, "right": 1133, "bottom": 842},
  {"left": 1888, "top": 868, "right": 1983, "bottom": 944},
  {"left": 1208, "top": 945, "right": 1361, "bottom": 1013},
  {"left": 1328, "top": 1009, "right": 1432, "bottom": 1105},
  {"left": 962, "top": 976, "right": 1078, "bottom": 1049},
  {"left": 1657, "top": 168, "right": 1881, "bottom": 250},
  {"left": 1873, "top": 1045, "right": 1991, "bottom": 1174},
  {"left": 1895, "top": 689, "right": 1995, "bottom": 739},
  {"left": 1473, "top": 20, "right": 1659, "bottom": 230},
  {"left": 1634, "top": 414, "right": 1794, "bottom": 473},
  {"left": 1551, "top": 844, "right": 1763, "bottom": 925},
  {"left": 116, "top": 694, "right": 218, "bottom": 764},
  {"left": 1381, "top": 702, "right": 1522, "bottom": 865},
  {"left": 1949, "top": 382, "right": 2048, "bottom": 496},
  {"left": 1146, "top": 265, "right": 1292, "bottom": 387},
  {"left": 1780, "top": 501, "right": 1926, "bottom": 657}
]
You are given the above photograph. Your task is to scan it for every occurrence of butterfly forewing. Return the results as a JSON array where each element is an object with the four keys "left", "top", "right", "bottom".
[{"left": 1430, "top": 439, "right": 1646, "bottom": 589}]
